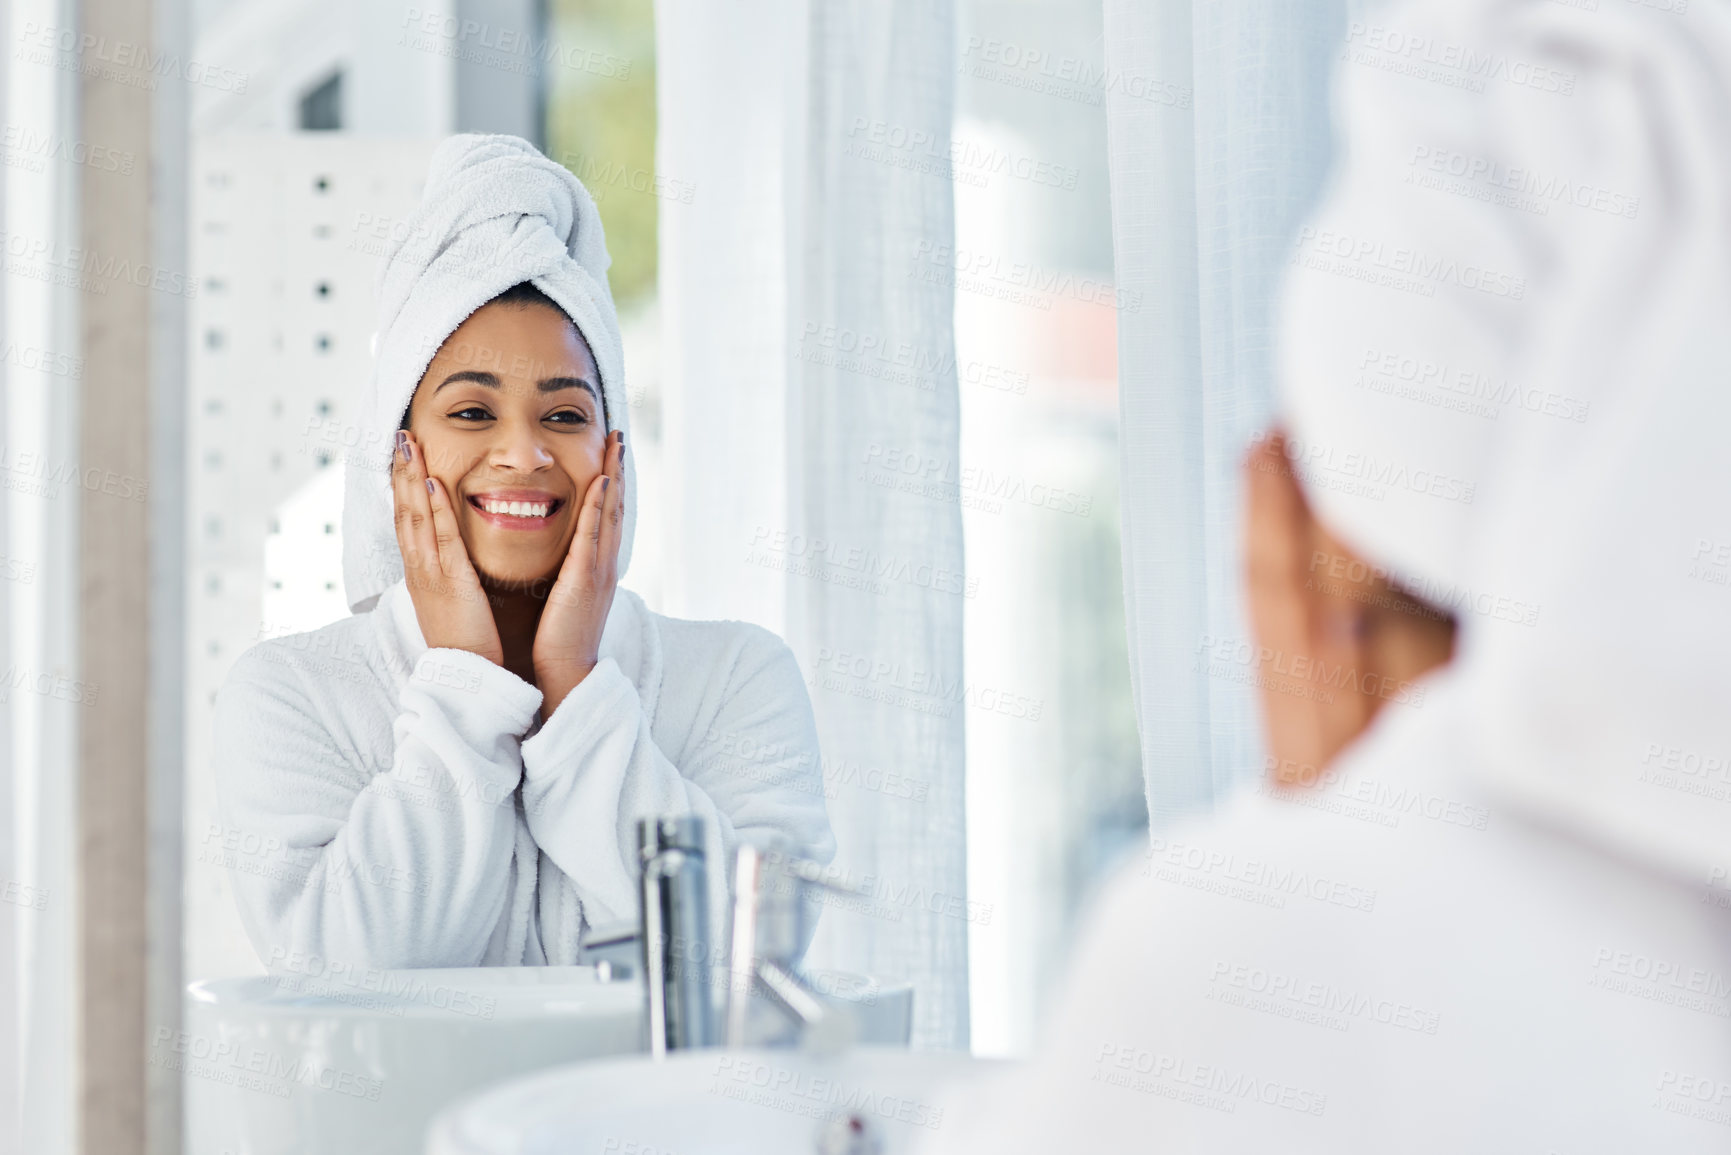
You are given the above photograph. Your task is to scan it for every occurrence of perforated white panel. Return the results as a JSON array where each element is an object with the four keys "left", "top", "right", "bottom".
[{"left": 184, "top": 134, "right": 438, "bottom": 980}]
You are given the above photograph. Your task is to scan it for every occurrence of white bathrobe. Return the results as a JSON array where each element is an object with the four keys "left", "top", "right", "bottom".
[
  {"left": 214, "top": 134, "right": 834, "bottom": 972},
  {"left": 912, "top": 679, "right": 1731, "bottom": 1151},
  {"left": 214, "top": 581, "right": 835, "bottom": 970},
  {"left": 917, "top": 0, "right": 1731, "bottom": 1148}
]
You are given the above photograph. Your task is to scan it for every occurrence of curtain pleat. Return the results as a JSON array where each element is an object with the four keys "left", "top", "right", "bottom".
[
  {"left": 1104, "top": 0, "right": 1346, "bottom": 825},
  {"left": 657, "top": 0, "right": 968, "bottom": 1050}
]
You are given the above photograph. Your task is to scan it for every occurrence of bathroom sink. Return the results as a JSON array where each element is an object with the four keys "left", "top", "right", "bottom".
[
  {"left": 426, "top": 1046, "right": 1002, "bottom": 1155},
  {"left": 180, "top": 966, "right": 914, "bottom": 1155},
  {"left": 180, "top": 966, "right": 642, "bottom": 1155}
]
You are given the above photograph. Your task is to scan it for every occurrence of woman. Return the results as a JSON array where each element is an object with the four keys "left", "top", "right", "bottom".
[
  {"left": 213, "top": 135, "right": 834, "bottom": 971},
  {"left": 915, "top": 0, "right": 1731, "bottom": 1149}
]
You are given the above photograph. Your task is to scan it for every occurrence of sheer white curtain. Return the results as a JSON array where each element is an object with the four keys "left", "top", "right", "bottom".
[
  {"left": 1105, "top": 0, "right": 1346, "bottom": 823},
  {"left": 655, "top": 0, "right": 968, "bottom": 1050}
]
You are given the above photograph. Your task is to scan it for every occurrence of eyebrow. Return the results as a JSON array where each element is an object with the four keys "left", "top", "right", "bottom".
[{"left": 434, "top": 369, "right": 599, "bottom": 403}]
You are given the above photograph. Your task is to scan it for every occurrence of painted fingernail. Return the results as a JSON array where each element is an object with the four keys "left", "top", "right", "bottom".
[
  {"left": 426, "top": 478, "right": 435, "bottom": 495},
  {"left": 396, "top": 431, "right": 410, "bottom": 463},
  {"left": 601, "top": 476, "right": 610, "bottom": 492}
]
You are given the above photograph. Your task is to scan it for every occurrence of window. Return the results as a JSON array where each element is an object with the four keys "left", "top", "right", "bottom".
[{"left": 298, "top": 71, "right": 343, "bottom": 131}]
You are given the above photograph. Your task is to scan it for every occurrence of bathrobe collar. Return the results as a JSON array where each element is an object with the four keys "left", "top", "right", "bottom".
[{"left": 372, "top": 579, "right": 663, "bottom": 723}]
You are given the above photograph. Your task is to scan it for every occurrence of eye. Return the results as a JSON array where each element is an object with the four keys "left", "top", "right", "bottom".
[
  {"left": 448, "top": 406, "right": 494, "bottom": 423},
  {"left": 543, "top": 408, "right": 590, "bottom": 427}
]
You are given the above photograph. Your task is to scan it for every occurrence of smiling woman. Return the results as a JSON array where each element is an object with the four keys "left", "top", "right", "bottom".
[
  {"left": 208, "top": 135, "right": 835, "bottom": 975},
  {"left": 396, "top": 283, "right": 620, "bottom": 707}
]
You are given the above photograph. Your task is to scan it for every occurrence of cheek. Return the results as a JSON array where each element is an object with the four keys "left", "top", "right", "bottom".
[
  {"left": 416, "top": 434, "right": 475, "bottom": 492},
  {"left": 557, "top": 443, "right": 607, "bottom": 493}
]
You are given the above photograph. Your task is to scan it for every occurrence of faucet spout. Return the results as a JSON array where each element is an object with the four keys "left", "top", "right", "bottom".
[
  {"left": 638, "top": 815, "right": 716, "bottom": 1057},
  {"left": 724, "top": 842, "right": 866, "bottom": 1053}
]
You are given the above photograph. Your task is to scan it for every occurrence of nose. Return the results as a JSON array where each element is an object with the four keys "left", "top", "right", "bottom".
[{"left": 487, "top": 415, "right": 555, "bottom": 474}]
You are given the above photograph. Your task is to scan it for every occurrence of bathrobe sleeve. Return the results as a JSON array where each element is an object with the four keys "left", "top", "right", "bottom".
[
  {"left": 518, "top": 622, "right": 836, "bottom": 948},
  {"left": 213, "top": 644, "right": 544, "bottom": 971}
]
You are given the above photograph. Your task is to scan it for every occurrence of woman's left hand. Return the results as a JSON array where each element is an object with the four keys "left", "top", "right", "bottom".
[{"left": 533, "top": 430, "right": 626, "bottom": 717}]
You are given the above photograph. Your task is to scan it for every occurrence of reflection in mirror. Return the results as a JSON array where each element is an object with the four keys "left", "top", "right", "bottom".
[{"left": 171, "top": 0, "right": 1133, "bottom": 1152}]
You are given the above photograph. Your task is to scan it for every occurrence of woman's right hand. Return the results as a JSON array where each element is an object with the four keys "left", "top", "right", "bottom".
[{"left": 392, "top": 429, "right": 504, "bottom": 666}]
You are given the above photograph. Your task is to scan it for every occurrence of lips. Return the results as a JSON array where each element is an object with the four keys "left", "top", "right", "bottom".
[{"left": 465, "top": 491, "right": 566, "bottom": 530}]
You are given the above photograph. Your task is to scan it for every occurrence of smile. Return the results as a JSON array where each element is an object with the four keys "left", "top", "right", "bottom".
[{"left": 466, "top": 493, "right": 565, "bottom": 529}]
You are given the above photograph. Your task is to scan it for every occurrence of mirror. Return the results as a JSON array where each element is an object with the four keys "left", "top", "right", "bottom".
[{"left": 165, "top": 0, "right": 1135, "bottom": 1151}]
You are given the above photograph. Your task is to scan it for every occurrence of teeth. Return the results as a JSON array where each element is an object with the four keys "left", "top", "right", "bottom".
[{"left": 481, "top": 499, "right": 551, "bottom": 518}]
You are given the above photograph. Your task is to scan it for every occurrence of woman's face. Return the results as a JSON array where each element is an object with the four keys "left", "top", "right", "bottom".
[{"left": 405, "top": 301, "right": 605, "bottom": 589}]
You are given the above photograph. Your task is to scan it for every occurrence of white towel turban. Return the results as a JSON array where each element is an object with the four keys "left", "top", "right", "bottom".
[
  {"left": 341, "top": 133, "right": 636, "bottom": 613},
  {"left": 1278, "top": 0, "right": 1731, "bottom": 880}
]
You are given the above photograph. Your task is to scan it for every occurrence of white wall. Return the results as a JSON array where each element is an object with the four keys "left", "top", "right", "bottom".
[{"left": 190, "top": 0, "right": 541, "bottom": 139}]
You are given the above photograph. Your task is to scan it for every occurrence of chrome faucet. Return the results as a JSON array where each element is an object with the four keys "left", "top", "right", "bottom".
[
  {"left": 636, "top": 818, "right": 870, "bottom": 1056},
  {"left": 724, "top": 842, "right": 866, "bottom": 1053},
  {"left": 638, "top": 815, "right": 717, "bottom": 1056}
]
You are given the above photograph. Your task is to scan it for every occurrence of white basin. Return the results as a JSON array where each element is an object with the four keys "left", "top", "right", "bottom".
[
  {"left": 180, "top": 967, "right": 915, "bottom": 1155},
  {"left": 181, "top": 966, "right": 642, "bottom": 1155},
  {"left": 427, "top": 1047, "right": 1002, "bottom": 1155}
]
